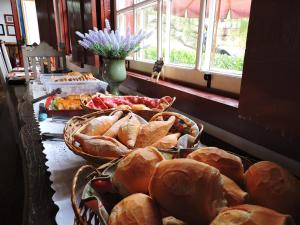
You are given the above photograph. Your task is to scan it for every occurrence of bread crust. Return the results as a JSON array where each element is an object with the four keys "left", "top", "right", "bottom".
[
  {"left": 108, "top": 193, "right": 163, "bottom": 225},
  {"left": 187, "top": 147, "right": 244, "bottom": 184},
  {"left": 149, "top": 159, "right": 227, "bottom": 225}
]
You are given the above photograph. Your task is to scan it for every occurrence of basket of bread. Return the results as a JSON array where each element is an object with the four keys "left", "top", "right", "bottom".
[
  {"left": 80, "top": 94, "right": 176, "bottom": 120},
  {"left": 71, "top": 145, "right": 300, "bottom": 225},
  {"left": 64, "top": 110, "right": 202, "bottom": 164}
]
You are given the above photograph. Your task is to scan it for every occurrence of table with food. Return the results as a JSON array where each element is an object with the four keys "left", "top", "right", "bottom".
[{"left": 9, "top": 68, "right": 299, "bottom": 225}]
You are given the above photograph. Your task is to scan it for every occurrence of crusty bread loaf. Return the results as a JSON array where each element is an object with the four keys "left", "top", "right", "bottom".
[
  {"left": 187, "top": 147, "right": 244, "bottom": 184},
  {"left": 210, "top": 204, "right": 295, "bottom": 225},
  {"left": 112, "top": 147, "right": 164, "bottom": 196},
  {"left": 222, "top": 174, "right": 248, "bottom": 206},
  {"left": 162, "top": 217, "right": 188, "bottom": 225},
  {"left": 108, "top": 193, "right": 163, "bottom": 225},
  {"left": 149, "top": 158, "right": 227, "bottom": 225},
  {"left": 245, "top": 161, "right": 300, "bottom": 223}
]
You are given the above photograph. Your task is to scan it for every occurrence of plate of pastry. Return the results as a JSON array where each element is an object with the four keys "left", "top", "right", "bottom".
[{"left": 64, "top": 110, "right": 202, "bottom": 164}]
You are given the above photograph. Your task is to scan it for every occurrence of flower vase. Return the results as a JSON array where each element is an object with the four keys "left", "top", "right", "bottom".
[{"left": 102, "top": 58, "right": 127, "bottom": 95}]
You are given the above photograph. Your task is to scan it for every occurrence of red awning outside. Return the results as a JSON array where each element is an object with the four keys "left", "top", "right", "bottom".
[{"left": 169, "top": 0, "right": 252, "bottom": 19}]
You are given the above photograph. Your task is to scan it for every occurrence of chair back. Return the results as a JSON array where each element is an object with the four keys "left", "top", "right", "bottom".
[
  {"left": 22, "top": 42, "right": 66, "bottom": 82},
  {"left": 0, "top": 43, "right": 9, "bottom": 83},
  {"left": 0, "top": 41, "right": 13, "bottom": 72}
]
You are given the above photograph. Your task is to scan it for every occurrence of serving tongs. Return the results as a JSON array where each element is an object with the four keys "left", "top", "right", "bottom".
[{"left": 31, "top": 88, "right": 62, "bottom": 104}]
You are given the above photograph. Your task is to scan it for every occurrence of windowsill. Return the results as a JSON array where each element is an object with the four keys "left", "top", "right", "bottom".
[{"left": 126, "top": 71, "right": 239, "bottom": 108}]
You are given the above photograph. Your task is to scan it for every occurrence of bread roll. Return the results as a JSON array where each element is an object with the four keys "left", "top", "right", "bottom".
[
  {"left": 135, "top": 116, "right": 175, "bottom": 148},
  {"left": 74, "top": 134, "right": 130, "bottom": 158},
  {"left": 112, "top": 147, "right": 164, "bottom": 196},
  {"left": 245, "top": 161, "right": 300, "bottom": 222},
  {"left": 149, "top": 159, "right": 227, "bottom": 225},
  {"left": 187, "top": 147, "right": 244, "bottom": 184},
  {"left": 104, "top": 113, "right": 131, "bottom": 138},
  {"left": 222, "top": 175, "right": 248, "bottom": 206},
  {"left": 108, "top": 193, "right": 163, "bottom": 225},
  {"left": 81, "top": 111, "right": 123, "bottom": 136},
  {"left": 152, "top": 133, "right": 181, "bottom": 149},
  {"left": 162, "top": 217, "right": 188, "bottom": 225},
  {"left": 210, "top": 204, "right": 295, "bottom": 225},
  {"left": 118, "top": 114, "right": 141, "bottom": 148}
]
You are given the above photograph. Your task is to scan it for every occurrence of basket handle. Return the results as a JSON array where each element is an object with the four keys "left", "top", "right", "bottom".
[{"left": 71, "top": 165, "right": 98, "bottom": 225}]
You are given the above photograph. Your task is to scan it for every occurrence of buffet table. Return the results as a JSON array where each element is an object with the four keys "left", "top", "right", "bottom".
[{"left": 13, "top": 81, "right": 92, "bottom": 225}]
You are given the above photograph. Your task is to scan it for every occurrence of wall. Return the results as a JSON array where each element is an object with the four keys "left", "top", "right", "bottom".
[{"left": 0, "top": 0, "right": 17, "bottom": 43}]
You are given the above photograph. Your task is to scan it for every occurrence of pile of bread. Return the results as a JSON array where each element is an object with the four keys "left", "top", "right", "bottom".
[
  {"left": 74, "top": 111, "right": 188, "bottom": 159},
  {"left": 100, "top": 146, "right": 300, "bottom": 225}
]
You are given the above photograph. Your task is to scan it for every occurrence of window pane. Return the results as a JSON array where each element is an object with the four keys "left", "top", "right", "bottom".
[
  {"left": 163, "top": 0, "right": 200, "bottom": 67},
  {"left": 136, "top": 4, "right": 158, "bottom": 61},
  {"left": 210, "top": 0, "right": 252, "bottom": 73},
  {"left": 117, "top": 11, "right": 134, "bottom": 35},
  {"left": 117, "top": 0, "right": 133, "bottom": 10}
]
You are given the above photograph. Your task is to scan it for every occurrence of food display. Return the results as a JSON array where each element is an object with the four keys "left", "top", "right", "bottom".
[
  {"left": 245, "top": 161, "right": 300, "bottom": 222},
  {"left": 65, "top": 110, "right": 200, "bottom": 162},
  {"left": 51, "top": 72, "right": 96, "bottom": 82},
  {"left": 45, "top": 95, "right": 87, "bottom": 116},
  {"left": 83, "top": 94, "right": 175, "bottom": 112}
]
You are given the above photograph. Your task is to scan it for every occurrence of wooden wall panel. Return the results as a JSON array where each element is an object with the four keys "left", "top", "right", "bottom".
[
  {"left": 35, "top": 0, "right": 58, "bottom": 49},
  {"left": 239, "top": 0, "right": 300, "bottom": 144}
]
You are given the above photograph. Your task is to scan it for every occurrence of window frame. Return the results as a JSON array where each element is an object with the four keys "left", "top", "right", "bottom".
[{"left": 115, "top": 0, "right": 248, "bottom": 95}]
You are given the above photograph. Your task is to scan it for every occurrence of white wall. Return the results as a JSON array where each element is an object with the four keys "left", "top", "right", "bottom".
[{"left": 0, "top": 0, "right": 17, "bottom": 43}]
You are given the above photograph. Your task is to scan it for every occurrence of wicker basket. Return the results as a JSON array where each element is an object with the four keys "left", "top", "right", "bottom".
[
  {"left": 71, "top": 148, "right": 257, "bottom": 225},
  {"left": 80, "top": 94, "right": 176, "bottom": 121},
  {"left": 64, "top": 110, "right": 203, "bottom": 164}
]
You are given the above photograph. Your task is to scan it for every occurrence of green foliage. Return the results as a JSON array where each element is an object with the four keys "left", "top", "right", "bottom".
[
  {"left": 91, "top": 43, "right": 141, "bottom": 59},
  {"left": 143, "top": 47, "right": 244, "bottom": 71}
]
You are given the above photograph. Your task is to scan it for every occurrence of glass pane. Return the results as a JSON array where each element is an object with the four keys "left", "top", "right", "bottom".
[
  {"left": 136, "top": 4, "right": 158, "bottom": 61},
  {"left": 210, "top": 0, "right": 252, "bottom": 73},
  {"left": 162, "top": 0, "right": 200, "bottom": 67},
  {"left": 117, "top": 11, "right": 134, "bottom": 35},
  {"left": 117, "top": 0, "right": 133, "bottom": 10}
]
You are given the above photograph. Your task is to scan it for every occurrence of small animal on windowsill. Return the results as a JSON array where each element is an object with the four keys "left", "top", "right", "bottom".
[{"left": 151, "top": 57, "right": 164, "bottom": 82}]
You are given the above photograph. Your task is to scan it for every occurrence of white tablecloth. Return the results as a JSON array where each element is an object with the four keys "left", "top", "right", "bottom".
[{"left": 31, "top": 82, "right": 87, "bottom": 225}]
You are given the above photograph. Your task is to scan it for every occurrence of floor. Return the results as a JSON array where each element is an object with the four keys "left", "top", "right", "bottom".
[{"left": 0, "top": 82, "right": 24, "bottom": 225}]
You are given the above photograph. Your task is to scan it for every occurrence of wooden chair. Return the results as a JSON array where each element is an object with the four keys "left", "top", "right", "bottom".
[
  {"left": 0, "top": 41, "right": 13, "bottom": 72},
  {"left": 0, "top": 43, "right": 9, "bottom": 82},
  {"left": 22, "top": 42, "right": 66, "bottom": 82}
]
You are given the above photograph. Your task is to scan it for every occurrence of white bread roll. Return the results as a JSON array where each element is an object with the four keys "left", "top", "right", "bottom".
[
  {"left": 109, "top": 193, "right": 163, "bottom": 225},
  {"left": 210, "top": 204, "right": 295, "bottom": 225},
  {"left": 245, "top": 161, "right": 300, "bottom": 223},
  {"left": 149, "top": 158, "right": 227, "bottom": 225},
  {"left": 187, "top": 147, "right": 244, "bottom": 184},
  {"left": 222, "top": 175, "right": 248, "bottom": 206},
  {"left": 112, "top": 147, "right": 164, "bottom": 196}
]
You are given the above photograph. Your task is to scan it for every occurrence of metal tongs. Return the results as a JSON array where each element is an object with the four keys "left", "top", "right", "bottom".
[{"left": 31, "top": 88, "right": 62, "bottom": 104}]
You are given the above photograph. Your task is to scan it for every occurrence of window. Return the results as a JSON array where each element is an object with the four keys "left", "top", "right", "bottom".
[{"left": 116, "top": 0, "right": 252, "bottom": 94}]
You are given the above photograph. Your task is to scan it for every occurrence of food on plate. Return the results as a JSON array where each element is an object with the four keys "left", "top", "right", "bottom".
[
  {"left": 135, "top": 116, "right": 176, "bottom": 148},
  {"left": 187, "top": 147, "right": 244, "bottom": 184},
  {"left": 85, "top": 95, "right": 174, "bottom": 111},
  {"left": 74, "top": 134, "right": 130, "bottom": 158},
  {"left": 48, "top": 95, "right": 82, "bottom": 110},
  {"left": 117, "top": 114, "right": 141, "bottom": 148},
  {"left": 222, "top": 174, "right": 248, "bottom": 206},
  {"left": 112, "top": 147, "right": 164, "bottom": 196},
  {"left": 52, "top": 72, "right": 96, "bottom": 82},
  {"left": 162, "top": 217, "right": 188, "bottom": 225},
  {"left": 108, "top": 193, "right": 163, "bottom": 225},
  {"left": 149, "top": 159, "right": 227, "bottom": 225},
  {"left": 210, "top": 204, "right": 295, "bottom": 225},
  {"left": 151, "top": 133, "right": 181, "bottom": 149},
  {"left": 104, "top": 113, "right": 131, "bottom": 138},
  {"left": 80, "top": 111, "right": 123, "bottom": 136},
  {"left": 245, "top": 161, "right": 300, "bottom": 222}
]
